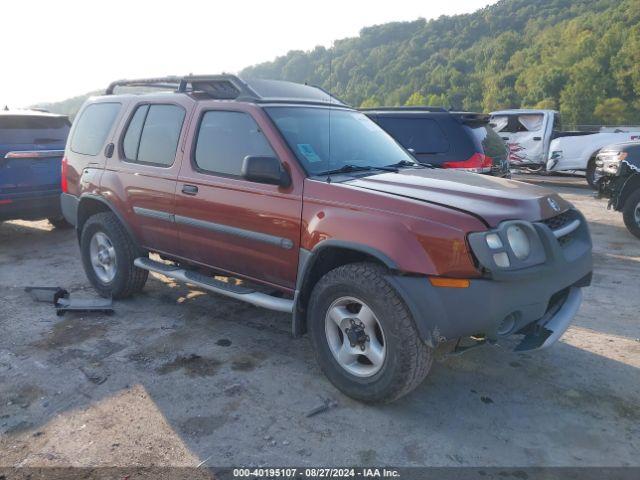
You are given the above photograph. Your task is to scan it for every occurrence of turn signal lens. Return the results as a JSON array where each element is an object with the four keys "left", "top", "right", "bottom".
[{"left": 429, "top": 277, "right": 470, "bottom": 288}]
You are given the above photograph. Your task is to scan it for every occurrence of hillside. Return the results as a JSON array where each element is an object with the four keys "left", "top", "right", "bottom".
[{"left": 39, "top": 0, "right": 640, "bottom": 124}]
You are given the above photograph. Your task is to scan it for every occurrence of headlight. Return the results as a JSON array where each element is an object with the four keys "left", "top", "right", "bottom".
[
  {"left": 506, "top": 225, "right": 530, "bottom": 259},
  {"left": 597, "top": 151, "right": 626, "bottom": 175},
  {"left": 467, "top": 220, "right": 546, "bottom": 273}
]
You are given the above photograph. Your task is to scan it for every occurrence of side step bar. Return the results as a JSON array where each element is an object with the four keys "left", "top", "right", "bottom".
[{"left": 134, "top": 258, "right": 293, "bottom": 313}]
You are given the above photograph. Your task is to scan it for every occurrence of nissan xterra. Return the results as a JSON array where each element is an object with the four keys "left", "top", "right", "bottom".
[{"left": 60, "top": 75, "right": 593, "bottom": 403}]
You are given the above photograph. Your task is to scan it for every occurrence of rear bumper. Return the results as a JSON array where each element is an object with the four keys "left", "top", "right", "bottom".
[
  {"left": 387, "top": 211, "right": 592, "bottom": 351},
  {"left": 0, "top": 191, "right": 61, "bottom": 221},
  {"left": 60, "top": 192, "right": 79, "bottom": 226}
]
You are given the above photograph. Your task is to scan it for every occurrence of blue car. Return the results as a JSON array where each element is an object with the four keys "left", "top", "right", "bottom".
[{"left": 0, "top": 110, "right": 71, "bottom": 227}]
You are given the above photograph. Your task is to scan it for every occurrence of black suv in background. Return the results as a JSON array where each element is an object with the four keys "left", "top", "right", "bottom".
[{"left": 364, "top": 107, "right": 510, "bottom": 177}]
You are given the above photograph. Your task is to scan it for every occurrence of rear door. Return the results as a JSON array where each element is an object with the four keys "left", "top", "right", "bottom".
[
  {"left": 103, "top": 100, "right": 190, "bottom": 255},
  {"left": 0, "top": 114, "right": 70, "bottom": 198},
  {"left": 174, "top": 104, "right": 303, "bottom": 290}
]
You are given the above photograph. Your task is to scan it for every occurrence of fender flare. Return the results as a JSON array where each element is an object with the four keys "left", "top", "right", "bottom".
[
  {"left": 77, "top": 194, "right": 139, "bottom": 246},
  {"left": 292, "top": 240, "right": 399, "bottom": 337}
]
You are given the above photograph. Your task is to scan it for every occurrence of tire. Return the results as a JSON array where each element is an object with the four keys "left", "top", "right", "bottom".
[
  {"left": 48, "top": 216, "right": 72, "bottom": 229},
  {"left": 80, "top": 211, "right": 148, "bottom": 298},
  {"left": 586, "top": 157, "right": 597, "bottom": 189},
  {"left": 307, "top": 262, "right": 433, "bottom": 403},
  {"left": 622, "top": 189, "right": 640, "bottom": 240}
]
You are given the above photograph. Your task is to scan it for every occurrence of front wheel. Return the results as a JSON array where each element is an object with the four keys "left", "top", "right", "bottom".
[
  {"left": 622, "top": 189, "right": 640, "bottom": 239},
  {"left": 308, "top": 262, "right": 433, "bottom": 403},
  {"left": 80, "top": 212, "right": 148, "bottom": 298}
]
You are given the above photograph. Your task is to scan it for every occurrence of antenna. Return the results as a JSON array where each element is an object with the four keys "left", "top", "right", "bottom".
[{"left": 326, "top": 42, "right": 333, "bottom": 183}]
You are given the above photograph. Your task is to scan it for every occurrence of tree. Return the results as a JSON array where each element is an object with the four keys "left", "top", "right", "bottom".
[
  {"left": 360, "top": 96, "right": 382, "bottom": 108},
  {"left": 594, "top": 98, "right": 632, "bottom": 125},
  {"left": 40, "top": 0, "right": 640, "bottom": 125},
  {"left": 404, "top": 92, "right": 427, "bottom": 106}
]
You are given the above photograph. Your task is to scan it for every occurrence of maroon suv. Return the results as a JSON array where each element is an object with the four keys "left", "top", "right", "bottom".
[{"left": 60, "top": 75, "right": 592, "bottom": 403}]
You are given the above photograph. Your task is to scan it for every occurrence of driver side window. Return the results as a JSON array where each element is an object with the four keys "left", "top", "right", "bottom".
[{"left": 194, "top": 111, "right": 275, "bottom": 177}]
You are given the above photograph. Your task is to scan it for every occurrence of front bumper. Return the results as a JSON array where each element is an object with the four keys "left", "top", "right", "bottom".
[
  {"left": 513, "top": 286, "right": 582, "bottom": 351},
  {"left": 386, "top": 210, "right": 592, "bottom": 351}
]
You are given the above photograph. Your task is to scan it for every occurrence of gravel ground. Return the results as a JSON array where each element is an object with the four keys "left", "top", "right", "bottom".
[{"left": 0, "top": 174, "right": 638, "bottom": 468}]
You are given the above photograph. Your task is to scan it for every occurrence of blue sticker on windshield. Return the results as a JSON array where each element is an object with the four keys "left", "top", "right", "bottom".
[{"left": 297, "top": 144, "right": 322, "bottom": 163}]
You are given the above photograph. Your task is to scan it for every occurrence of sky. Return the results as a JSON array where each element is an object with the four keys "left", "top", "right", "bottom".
[{"left": 1, "top": 0, "right": 497, "bottom": 108}]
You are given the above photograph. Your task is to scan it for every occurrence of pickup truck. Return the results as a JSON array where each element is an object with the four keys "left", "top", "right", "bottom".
[
  {"left": 0, "top": 110, "right": 71, "bottom": 226},
  {"left": 489, "top": 109, "right": 640, "bottom": 187},
  {"left": 61, "top": 75, "right": 593, "bottom": 403}
]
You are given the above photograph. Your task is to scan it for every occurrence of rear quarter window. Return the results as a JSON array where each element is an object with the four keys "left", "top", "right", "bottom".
[
  {"left": 465, "top": 125, "right": 508, "bottom": 160},
  {"left": 70, "top": 103, "right": 121, "bottom": 156},
  {"left": 376, "top": 117, "right": 449, "bottom": 154}
]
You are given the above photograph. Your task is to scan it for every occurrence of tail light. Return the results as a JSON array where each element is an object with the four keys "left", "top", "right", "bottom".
[
  {"left": 61, "top": 156, "right": 69, "bottom": 193},
  {"left": 443, "top": 153, "right": 493, "bottom": 173}
]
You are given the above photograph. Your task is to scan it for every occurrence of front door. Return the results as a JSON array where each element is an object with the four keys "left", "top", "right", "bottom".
[{"left": 175, "top": 105, "right": 302, "bottom": 290}]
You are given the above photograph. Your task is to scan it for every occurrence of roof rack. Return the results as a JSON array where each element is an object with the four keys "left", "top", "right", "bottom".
[
  {"left": 105, "top": 75, "right": 346, "bottom": 107},
  {"left": 105, "top": 74, "right": 259, "bottom": 100},
  {"left": 360, "top": 106, "right": 449, "bottom": 112}
]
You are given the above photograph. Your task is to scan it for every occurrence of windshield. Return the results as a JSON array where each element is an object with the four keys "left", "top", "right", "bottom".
[{"left": 265, "top": 106, "right": 415, "bottom": 175}]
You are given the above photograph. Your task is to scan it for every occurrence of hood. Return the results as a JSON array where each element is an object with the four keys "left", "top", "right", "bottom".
[{"left": 343, "top": 168, "right": 571, "bottom": 227}]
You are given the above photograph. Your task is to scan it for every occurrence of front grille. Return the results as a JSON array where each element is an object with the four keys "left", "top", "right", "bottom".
[
  {"left": 541, "top": 209, "right": 578, "bottom": 230},
  {"left": 541, "top": 209, "right": 580, "bottom": 247}
]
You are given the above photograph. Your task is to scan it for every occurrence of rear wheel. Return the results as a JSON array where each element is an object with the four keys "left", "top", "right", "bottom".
[
  {"left": 586, "top": 157, "right": 598, "bottom": 189},
  {"left": 80, "top": 212, "right": 148, "bottom": 298},
  {"left": 308, "top": 262, "right": 433, "bottom": 403},
  {"left": 622, "top": 189, "right": 640, "bottom": 239}
]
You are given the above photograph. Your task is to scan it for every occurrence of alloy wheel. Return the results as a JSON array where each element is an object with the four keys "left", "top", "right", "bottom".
[
  {"left": 89, "top": 231, "right": 117, "bottom": 283},
  {"left": 324, "top": 296, "right": 386, "bottom": 377}
]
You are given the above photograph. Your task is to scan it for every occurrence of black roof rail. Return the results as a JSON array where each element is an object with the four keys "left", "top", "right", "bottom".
[
  {"left": 360, "top": 106, "right": 449, "bottom": 113},
  {"left": 105, "top": 74, "right": 347, "bottom": 106},
  {"left": 105, "top": 74, "right": 260, "bottom": 100}
]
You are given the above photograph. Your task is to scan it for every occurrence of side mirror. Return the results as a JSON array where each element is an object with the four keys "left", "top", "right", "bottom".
[{"left": 241, "top": 155, "right": 291, "bottom": 187}]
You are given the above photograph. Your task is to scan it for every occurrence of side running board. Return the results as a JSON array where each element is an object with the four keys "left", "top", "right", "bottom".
[{"left": 133, "top": 258, "right": 293, "bottom": 313}]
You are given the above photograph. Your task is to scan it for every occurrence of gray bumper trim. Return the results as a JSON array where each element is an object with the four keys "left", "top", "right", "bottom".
[
  {"left": 60, "top": 193, "right": 79, "bottom": 226},
  {"left": 517, "top": 287, "right": 583, "bottom": 351}
]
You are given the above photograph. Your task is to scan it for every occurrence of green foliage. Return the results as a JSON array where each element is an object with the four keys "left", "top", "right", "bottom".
[
  {"left": 39, "top": 0, "right": 640, "bottom": 125},
  {"left": 242, "top": 0, "right": 640, "bottom": 125},
  {"left": 404, "top": 92, "right": 427, "bottom": 106},
  {"left": 594, "top": 98, "right": 633, "bottom": 124}
]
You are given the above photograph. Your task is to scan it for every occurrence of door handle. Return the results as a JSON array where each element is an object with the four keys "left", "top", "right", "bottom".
[
  {"left": 501, "top": 137, "right": 509, "bottom": 141},
  {"left": 182, "top": 184, "right": 198, "bottom": 195},
  {"left": 533, "top": 137, "right": 542, "bottom": 141}
]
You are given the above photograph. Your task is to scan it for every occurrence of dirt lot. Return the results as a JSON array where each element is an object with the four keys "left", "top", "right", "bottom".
[{"left": 0, "top": 174, "right": 638, "bottom": 468}]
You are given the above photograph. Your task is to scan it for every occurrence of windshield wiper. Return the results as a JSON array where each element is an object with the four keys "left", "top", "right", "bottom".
[
  {"left": 387, "top": 160, "right": 433, "bottom": 169},
  {"left": 320, "top": 164, "right": 398, "bottom": 176}
]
